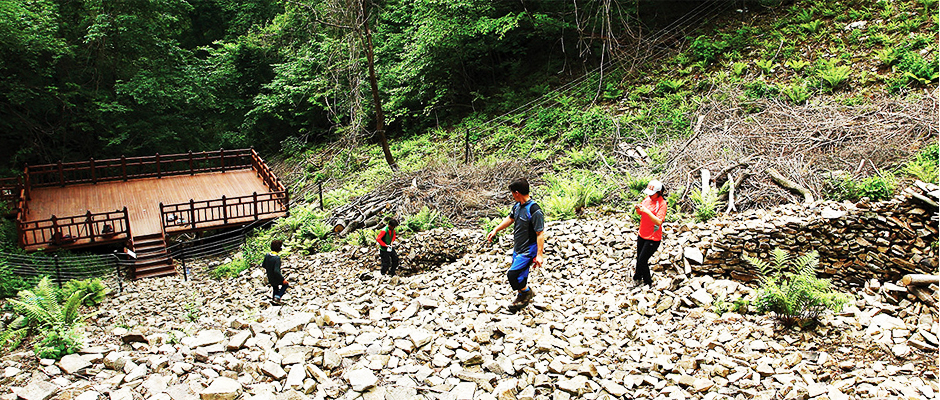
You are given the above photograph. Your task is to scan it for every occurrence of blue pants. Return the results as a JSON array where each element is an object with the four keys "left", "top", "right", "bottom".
[{"left": 507, "top": 246, "right": 536, "bottom": 291}]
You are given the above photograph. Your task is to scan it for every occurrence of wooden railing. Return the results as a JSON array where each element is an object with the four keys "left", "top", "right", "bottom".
[
  {"left": 26, "top": 149, "right": 255, "bottom": 188},
  {"left": 160, "top": 191, "right": 289, "bottom": 234},
  {"left": 0, "top": 176, "right": 22, "bottom": 204},
  {"left": 19, "top": 208, "right": 131, "bottom": 248},
  {"left": 248, "top": 149, "right": 286, "bottom": 193}
]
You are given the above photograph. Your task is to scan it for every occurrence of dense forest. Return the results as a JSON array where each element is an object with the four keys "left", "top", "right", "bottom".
[{"left": 0, "top": 0, "right": 687, "bottom": 171}]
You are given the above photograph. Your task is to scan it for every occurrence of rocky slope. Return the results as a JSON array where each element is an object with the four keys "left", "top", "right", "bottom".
[{"left": 2, "top": 212, "right": 938, "bottom": 400}]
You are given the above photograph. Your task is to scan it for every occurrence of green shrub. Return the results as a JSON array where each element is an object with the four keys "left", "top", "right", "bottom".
[
  {"left": 755, "top": 59, "right": 776, "bottom": 75},
  {"left": 896, "top": 51, "right": 939, "bottom": 85},
  {"left": 60, "top": 278, "right": 108, "bottom": 306},
  {"left": 403, "top": 206, "right": 451, "bottom": 232},
  {"left": 746, "top": 248, "right": 851, "bottom": 328},
  {"left": 5, "top": 277, "right": 89, "bottom": 359},
  {"left": 830, "top": 174, "right": 896, "bottom": 201},
  {"left": 784, "top": 59, "right": 809, "bottom": 72},
  {"left": 817, "top": 60, "right": 851, "bottom": 91},
  {"left": 904, "top": 144, "right": 939, "bottom": 183},
  {"left": 731, "top": 62, "right": 748, "bottom": 76},
  {"left": 688, "top": 35, "right": 728, "bottom": 64},
  {"left": 875, "top": 47, "right": 902, "bottom": 66},
  {"left": 781, "top": 83, "right": 811, "bottom": 104},
  {"left": 800, "top": 20, "right": 823, "bottom": 34},
  {"left": 655, "top": 78, "right": 686, "bottom": 94},
  {"left": 562, "top": 147, "right": 597, "bottom": 168},
  {"left": 542, "top": 172, "right": 612, "bottom": 220},
  {"left": 690, "top": 186, "right": 722, "bottom": 223},
  {"left": 0, "top": 264, "right": 42, "bottom": 298}
]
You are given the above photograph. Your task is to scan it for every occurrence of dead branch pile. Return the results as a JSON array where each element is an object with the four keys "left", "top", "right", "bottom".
[
  {"left": 658, "top": 90, "right": 938, "bottom": 211},
  {"left": 326, "top": 161, "right": 534, "bottom": 234}
]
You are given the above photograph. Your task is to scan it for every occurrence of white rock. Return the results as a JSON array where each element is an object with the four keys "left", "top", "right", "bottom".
[
  {"left": 346, "top": 368, "right": 378, "bottom": 392},
  {"left": 199, "top": 377, "right": 242, "bottom": 400},
  {"left": 11, "top": 380, "right": 58, "bottom": 400}
]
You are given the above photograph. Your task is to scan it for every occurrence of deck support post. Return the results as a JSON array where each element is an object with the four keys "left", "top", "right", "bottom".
[
  {"left": 220, "top": 148, "right": 225, "bottom": 173},
  {"left": 222, "top": 195, "right": 228, "bottom": 224},
  {"left": 156, "top": 153, "right": 161, "bottom": 178},
  {"left": 253, "top": 192, "right": 258, "bottom": 220},
  {"left": 58, "top": 160, "right": 64, "bottom": 187},
  {"left": 188, "top": 151, "right": 194, "bottom": 175},
  {"left": 86, "top": 210, "right": 95, "bottom": 243},
  {"left": 90, "top": 158, "right": 96, "bottom": 184},
  {"left": 190, "top": 199, "right": 196, "bottom": 229}
]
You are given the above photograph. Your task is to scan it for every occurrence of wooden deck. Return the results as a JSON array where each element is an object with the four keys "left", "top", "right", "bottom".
[{"left": 25, "top": 169, "right": 272, "bottom": 239}]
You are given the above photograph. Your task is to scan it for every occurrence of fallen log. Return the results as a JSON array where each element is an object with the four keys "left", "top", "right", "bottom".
[
  {"left": 766, "top": 168, "right": 814, "bottom": 203},
  {"left": 901, "top": 274, "right": 939, "bottom": 287}
]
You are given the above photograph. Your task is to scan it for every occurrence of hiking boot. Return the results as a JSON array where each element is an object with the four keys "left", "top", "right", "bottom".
[
  {"left": 515, "top": 289, "right": 535, "bottom": 305},
  {"left": 511, "top": 291, "right": 526, "bottom": 305}
]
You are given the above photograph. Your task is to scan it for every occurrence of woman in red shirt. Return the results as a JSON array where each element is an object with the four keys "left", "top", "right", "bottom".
[{"left": 633, "top": 180, "right": 667, "bottom": 288}]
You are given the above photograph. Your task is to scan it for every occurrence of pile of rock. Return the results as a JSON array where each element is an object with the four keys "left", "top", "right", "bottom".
[{"left": 664, "top": 182, "right": 939, "bottom": 289}]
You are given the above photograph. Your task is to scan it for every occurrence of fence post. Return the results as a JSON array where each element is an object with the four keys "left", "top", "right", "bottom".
[
  {"left": 190, "top": 199, "right": 196, "bottom": 229},
  {"left": 181, "top": 248, "right": 188, "bottom": 281},
  {"left": 112, "top": 251, "right": 124, "bottom": 293},
  {"left": 253, "top": 192, "right": 258, "bottom": 220},
  {"left": 188, "top": 151, "right": 194, "bottom": 175},
  {"left": 319, "top": 181, "right": 323, "bottom": 210},
  {"left": 86, "top": 210, "right": 94, "bottom": 243},
  {"left": 464, "top": 129, "right": 470, "bottom": 164},
  {"left": 220, "top": 148, "right": 225, "bottom": 173},
  {"left": 51, "top": 215, "right": 59, "bottom": 245},
  {"left": 156, "top": 153, "right": 161, "bottom": 178},
  {"left": 58, "top": 160, "right": 64, "bottom": 187},
  {"left": 90, "top": 158, "right": 96, "bottom": 184},
  {"left": 222, "top": 195, "right": 228, "bottom": 224},
  {"left": 159, "top": 202, "right": 164, "bottom": 230},
  {"left": 54, "top": 254, "right": 62, "bottom": 289},
  {"left": 121, "top": 155, "right": 127, "bottom": 181}
]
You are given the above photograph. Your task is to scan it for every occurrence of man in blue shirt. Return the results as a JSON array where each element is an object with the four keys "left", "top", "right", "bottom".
[{"left": 487, "top": 178, "right": 546, "bottom": 311}]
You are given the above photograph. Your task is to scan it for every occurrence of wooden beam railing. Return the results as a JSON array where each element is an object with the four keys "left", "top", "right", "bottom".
[
  {"left": 19, "top": 208, "right": 131, "bottom": 249},
  {"left": 160, "top": 191, "right": 289, "bottom": 234},
  {"left": 26, "top": 149, "right": 255, "bottom": 188},
  {"left": 248, "top": 149, "right": 289, "bottom": 209}
]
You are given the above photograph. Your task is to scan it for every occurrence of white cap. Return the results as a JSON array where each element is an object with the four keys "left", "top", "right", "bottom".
[{"left": 643, "top": 180, "right": 663, "bottom": 196}]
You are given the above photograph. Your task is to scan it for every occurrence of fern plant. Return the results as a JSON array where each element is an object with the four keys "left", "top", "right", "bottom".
[
  {"left": 781, "top": 83, "right": 811, "bottom": 104},
  {"left": 61, "top": 278, "right": 109, "bottom": 306},
  {"left": 784, "top": 59, "right": 809, "bottom": 72},
  {"left": 755, "top": 59, "right": 776, "bottom": 75},
  {"left": 690, "top": 186, "right": 723, "bottom": 223},
  {"left": 817, "top": 60, "right": 851, "bottom": 91},
  {"left": 6, "top": 277, "right": 89, "bottom": 359},
  {"left": 731, "top": 62, "right": 748, "bottom": 76},
  {"left": 745, "top": 249, "right": 851, "bottom": 328}
]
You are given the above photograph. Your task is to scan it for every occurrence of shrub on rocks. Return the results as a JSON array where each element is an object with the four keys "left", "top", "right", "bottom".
[
  {"left": 746, "top": 248, "right": 852, "bottom": 328},
  {"left": 3, "top": 277, "right": 91, "bottom": 359}
]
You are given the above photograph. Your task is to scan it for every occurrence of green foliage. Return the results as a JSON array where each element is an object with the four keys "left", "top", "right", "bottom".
[
  {"left": 656, "top": 78, "right": 686, "bottom": 94},
  {"left": 731, "top": 62, "right": 748, "bottom": 76},
  {"left": 746, "top": 249, "right": 851, "bottom": 328},
  {"left": 904, "top": 144, "right": 939, "bottom": 183},
  {"left": 688, "top": 35, "right": 728, "bottom": 65},
  {"left": 755, "top": 59, "right": 776, "bottom": 75},
  {"left": 346, "top": 229, "right": 378, "bottom": 247},
  {"left": 562, "top": 147, "right": 598, "bottom": 168},
  {"left": 5, "top": 277, "right": 89, "bottom": 359},
  {"left": 712, "top": 297, "right": 750, "bottom": 316},
  {"left": 690, "top": 186, "right": 722, "bottom": 223},
  {"left": 60, "top": 279, "right": 108, "bottom": 307},
  {"left": 211, "top": 231, "right": 270, "bottom": 279},
  {"left": 184, "top": 297, "right": 200, "bottom": 322},
  {"left": 896, "top": 51, "right": 940, "bottom": 85},
  {"left": 816, "top": 60, "right": 852, "bottom": 91},
  {"left": 0, "top": 263, "right": 42, "bottom": 298},
  {"left": 784, "top": 59, "right": 809, "bottom": 72},
  {"left": 541, "top": 172, "right": 612, "bottom": 220},
  {"left": 781, "top": 83, "right": 811, "bottom": 104},
  {"left": 403, "top": 207, "right": 451, "bottom": 233},
  {"left": 829, "top": 174, "right": 896, "bottom": 201},
  {"left": 800, "top": 20, "right": 823, "bottom": 34},
  {"left": 744, "top": 79, "right": 779, "bottom": 99}
]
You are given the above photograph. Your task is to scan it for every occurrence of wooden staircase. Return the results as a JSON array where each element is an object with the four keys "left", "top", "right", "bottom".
[{"left": 130, "top": 233, "right": 176, "bottom": 279}]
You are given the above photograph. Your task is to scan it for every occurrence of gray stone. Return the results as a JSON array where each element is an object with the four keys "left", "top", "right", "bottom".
[
  {"left": 199, "top": 377, "right": 242, "bottom": 400},
  {"left": 11, "top": 380, "right": 58, "bottom": 400},
  {"left": 684, "top": 247, "right": 704, "bottom": 264},
  {"left": 188, "top": 330, "right": 226, "bottom": 348},
  {"left": 261, "top": 361, "right": 287, "bottom": 380},
  {"left": 346, "top": 368, "right": 378, "bottom": 392},
  {"left": 58, "top": 354, "right": 92, "bottom": 375}
]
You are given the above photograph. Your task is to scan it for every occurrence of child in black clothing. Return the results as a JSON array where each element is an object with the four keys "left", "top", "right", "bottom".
[{"left": 261, "top": 240, "right": 289, "bottom": 302}]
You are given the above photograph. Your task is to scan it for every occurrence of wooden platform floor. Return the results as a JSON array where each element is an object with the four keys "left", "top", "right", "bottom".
[{"left": 26, "top": 169, "right": 274, "bottom": 238}]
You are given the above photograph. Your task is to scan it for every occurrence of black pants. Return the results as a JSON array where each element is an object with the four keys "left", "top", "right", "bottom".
[
  {"left": 634, "top": 236, "right": 661, "bottom": 286},
  {"left": 380, "top": 248, "right": 399, "bottom": 276},
  {"left": 272, "top": 280, "right": 289, "bottom": 299}
]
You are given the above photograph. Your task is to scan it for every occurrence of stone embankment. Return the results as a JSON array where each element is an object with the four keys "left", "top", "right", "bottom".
[{"left": 1, "top": 185, "right": 937, "bottom": 400}]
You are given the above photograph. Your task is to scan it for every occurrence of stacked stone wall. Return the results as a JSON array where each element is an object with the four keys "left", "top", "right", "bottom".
[{"left": 663, "top": 182, "right": 939, "bottom": 286}]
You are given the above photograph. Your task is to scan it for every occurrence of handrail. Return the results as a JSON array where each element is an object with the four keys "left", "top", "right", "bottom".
[
  {"left": 26, "top": 149, "right": 255, "bottom": 188},
  {"left": 160, "top": 191, "right": 289, "bottom": 234},
  {"left": 18, "top": 208, "right": 131, "bottom": 249}
]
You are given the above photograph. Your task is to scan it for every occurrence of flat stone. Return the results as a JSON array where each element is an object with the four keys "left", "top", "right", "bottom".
[
  {"left": 285, "top": 365, "right": 306, "bottom": 390},
  {"left": 261, "top": 361, "right": 287, "bottom": 380},
  {"left": 199, "top": 377, "right": 242, "bottom": 400},
  {"left": 75, "top": 391, "right": 100, "bottom": 400},
  {"left": 557, "top": 375, "right": 589, "bottom": 395},
  {"left": 347, "top": 369, "right": 378, "bottom": 392},
  {"left": 11, "top": 380, "right": 58, "bottom": 400},
  {"left": 227, "top": 331, "right": 251, "bottom": 351},
  {"left": 187, "top": 330, "right": 226, "bottom": 348},
  {"left": 58, "top": 354, "right": 92, "bottom": 375},
  {"left": 684, "top": 247, "right": 704, "bottom": 264}
]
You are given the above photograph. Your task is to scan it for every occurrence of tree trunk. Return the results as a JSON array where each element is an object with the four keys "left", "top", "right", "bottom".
[
  {"left": 901, "top": 274, "right": 940, "bottom": 287},
  {"left": 361, "top": 0, "right": 398, "bottom": 171}
]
